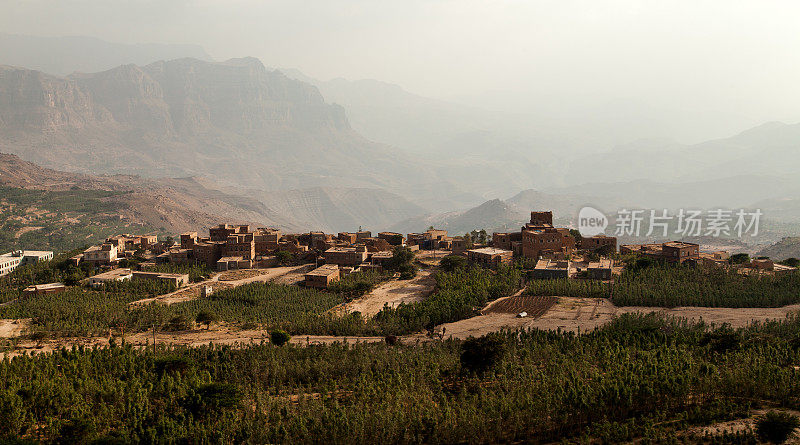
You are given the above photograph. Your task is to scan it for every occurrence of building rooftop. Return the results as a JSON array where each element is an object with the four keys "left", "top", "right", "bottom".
[
  {"left": 663, "top": 241, "right": 699, "bottom": 249},
  {"left": 132, "top": 271, "right": 189, "bottom": 279},
  {"left": 90, "top": 268, "right": 133, "bottom": 280},
  {"left": 469, "top": 247, "right": 513, "bottom": 255},
  {"left": 24, "top": 282, "right": 65, "bottom": 291},
  {"left": 306, "top": 264, "right": 340, "bottom": 277},
  {"left": 535, "top": 259, "right": 570, "bottom": 270},
  {"left": 325, "top": 246, "right": 358, "bottom": 253},
  {"left": 588, "top": 259, "right": 613, "bottom": 269}
]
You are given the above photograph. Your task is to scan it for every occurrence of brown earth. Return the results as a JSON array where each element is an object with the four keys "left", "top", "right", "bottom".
[
  {"left": 337, "top": 268, "right": 436, "bottom": 317},
  {"left": 435, "top": 297, "right": 800, "bottom": 339}
]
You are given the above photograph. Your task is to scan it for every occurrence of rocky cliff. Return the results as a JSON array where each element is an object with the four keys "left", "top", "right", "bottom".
[{"left": 0, "top": 58, "right": 433, "bottom": 196}]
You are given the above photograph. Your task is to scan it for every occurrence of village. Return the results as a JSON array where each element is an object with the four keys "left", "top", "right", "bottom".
[{"left": 4, "top": 210, "right": 794, "bottom": 302}]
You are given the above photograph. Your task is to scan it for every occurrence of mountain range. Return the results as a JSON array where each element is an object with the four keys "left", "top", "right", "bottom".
[{"left": 2, "top": 34, "right": 800, "bottom": 241}]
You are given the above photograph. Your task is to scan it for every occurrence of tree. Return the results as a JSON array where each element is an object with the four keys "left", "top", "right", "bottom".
[
  {"left": 440, "top": 255, "right": 467, "bottom": 272},
  {"left": 275, "top": 250, "right": 293, "bottom": 266},
  {"left": 195, "top": 310, "right": 219, "bottom": 330},
  {"left": 164, "top": 315, "right": 191, "bottom": 332},
  {"left": 462, "top": 233, "right": 474, "bottom": 249},
  {"left": 271, "top": 329, "right": 291, "bottom": 346},
  {"left": 729, "top": 253, "right": 750, "bottom": 265},
  {"left": 386, "top": 246, "right": 417, "bottom": 279},
  {"left": 756, "top": 411, "right": 800, "bottom": 444},
  {"left": 460, "top": 333, "right": 506, "bottom": 374},
  {"left": 780, "top": 258, "right": 800, "bottom": 268},
  {"left": 569, "top": 229, "right": 583, "bottom": 245}
]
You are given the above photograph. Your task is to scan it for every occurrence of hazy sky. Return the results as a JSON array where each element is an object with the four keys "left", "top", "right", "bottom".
[{"left": 3, "top": 0, "right": 800, "bottom": 142}]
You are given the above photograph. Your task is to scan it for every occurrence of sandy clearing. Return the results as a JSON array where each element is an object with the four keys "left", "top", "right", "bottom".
[
  {"left": 436, "top": 297, "right": 800, "bottom": 339},
  {"left": 341, "top": 268, "right": 436, "bottom": 317},
  {"left": 0, "top": 319, "right": 30, "bottom": 337}
]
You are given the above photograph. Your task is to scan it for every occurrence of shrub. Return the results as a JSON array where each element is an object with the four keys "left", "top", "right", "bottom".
[
  {"left": 270, "top": 329, "right": 291, "bottom": 346},
  {"left": 756, "top": 411, "right": 800, "bottom": 443},
  {"left": 163, "top": 315, "right": 192, "bottom": 332},
  {"left": 195, "top": 310, "right": 219, "bottom": 330},
  {"left": 780, "top": 258, "right": 800, "bottom": 268}
]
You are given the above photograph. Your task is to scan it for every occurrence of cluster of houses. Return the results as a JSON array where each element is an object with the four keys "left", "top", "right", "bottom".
[{"left": 26, "top": 209, "right": 794, "bottom": 292}]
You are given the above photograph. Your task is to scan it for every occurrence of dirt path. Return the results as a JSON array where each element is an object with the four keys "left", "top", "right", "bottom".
[{"left": 340, "top": 268, "right": 436, "bottom": 317}]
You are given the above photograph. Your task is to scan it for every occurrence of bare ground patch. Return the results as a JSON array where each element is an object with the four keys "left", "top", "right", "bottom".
[
  {"left": 435, "top": 297, "right": 800, "bottom": 340},
  {"left": 337, "top": 268, "right": 436, "bottom": 317},
  {"left": 0, "top": 318, "right": 30, "bottom": 338}
]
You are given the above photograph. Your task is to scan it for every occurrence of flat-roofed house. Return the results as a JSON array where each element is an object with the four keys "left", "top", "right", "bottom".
[
  {"left": 89, "top": 268, "right": 133, "bottom": 288},
  {"left": 467, "top": 247, "right": 514, "bottom": 269},
  {"left": 532, "top": 259, "right": 571, "bottom": 279},
  {"left": 621, "top": 241, "right": 700, "bottom": 264},
  {"left": 522, "top": 227, "right": 575, "bottom": 260},
  {"left": 132, "top": 271, "right": 189, "bottom": 288},
  {"left": 378, "top": 232, "right": 404, "bottom": 246},
  {"left": 304, "top": 264, "right": 341, "bottom": 288},
  {"left": 324, "top": 246, "right": 368, "bottom": 267},
  {"left": 587, "top": 259, "right": 613, "bottom": 280},
  {"left": 23, "top": 282, "right": 66, "bottom": 296},
  {"left": 580, "top": 235, "right": 617, "bottom": 253},
  {"left": 83, "top": 243, "right": 118, "bottom": 265},
  {"left": 1, "top": 250, "right": 55, "bottom": 276}
]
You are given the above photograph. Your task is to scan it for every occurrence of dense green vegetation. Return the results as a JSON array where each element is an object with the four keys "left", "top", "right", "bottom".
[
  {"left": 374, "top": 266, "right": 521, "bottom": 334},
  {"left": 3, "top": 313, "right": 800, "bottom": 443},
  {"left": 0, "top": 257, "right": 522, "bottom": 338},
  {"left": 0, "top": 280, "right": 176, "bottom": 337},
  {"left": 0, "top": 185, "right": 164, "bottom": 253},
  {"left": 527, "top": 264, "right": 800, "bottom": 308},
  {"left": 326, "top": 270, "right": 390, "bottom": 296}
]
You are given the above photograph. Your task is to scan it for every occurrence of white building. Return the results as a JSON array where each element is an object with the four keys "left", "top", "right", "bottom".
[
  {"left": 0, "top": 250, "right": 54, "bottom": 277},
  {"left": 83, "top": 243, "right": 118, "bottom": 265}
]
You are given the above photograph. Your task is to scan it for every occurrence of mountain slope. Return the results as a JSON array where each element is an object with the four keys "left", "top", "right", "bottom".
[
  {"left": 0, "top": 153, "right": 301, "bottom": 238},
  {"left": 0, "top": 59, "right": 453, "bottom": 208},
  {"left": 569, "top": 122, "right": 800, "bottom": 185}
]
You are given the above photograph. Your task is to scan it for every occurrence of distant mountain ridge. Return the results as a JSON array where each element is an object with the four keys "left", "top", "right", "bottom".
[{"left": 0, "top": 33, "right": 212, "bottom": 76}]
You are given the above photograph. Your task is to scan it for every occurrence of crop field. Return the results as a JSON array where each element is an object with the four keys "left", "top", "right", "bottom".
[{"left": 484, "top": 295, "right": 557, "bottom": 317}]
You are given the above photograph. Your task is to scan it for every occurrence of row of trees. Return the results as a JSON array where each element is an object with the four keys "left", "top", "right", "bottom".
[{"left": 526, "top": 263, "right": 800, "bottom": 308}]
